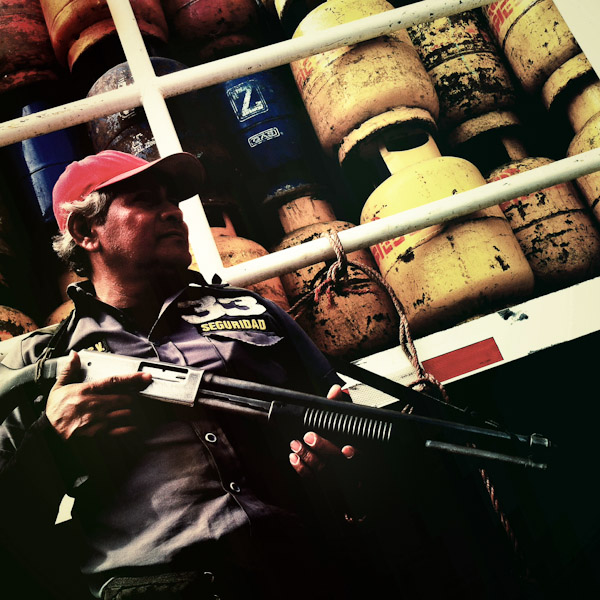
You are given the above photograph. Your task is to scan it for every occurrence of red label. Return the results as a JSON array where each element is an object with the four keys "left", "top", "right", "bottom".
[
  {"left": 422, "top": 338, "right": 503, "bottom": 382},
  {"left": 370, "top": 235, "right": 407, "bottom": 268},
  {"left": 293, "top": 57, "right": 314, "bottom": 90},
  {"left": 485, "top": 0, "right": 515, "bottom": 39}
]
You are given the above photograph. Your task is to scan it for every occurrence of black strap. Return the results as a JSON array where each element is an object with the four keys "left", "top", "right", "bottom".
[
  {"left": 33, "top": 311, "right": 74, "bottom": 385},
  {"left": 328, "top": 356, "right": 501, "bottom": 429}
]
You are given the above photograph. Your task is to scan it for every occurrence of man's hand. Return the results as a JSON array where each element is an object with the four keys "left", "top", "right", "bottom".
[
  {"left": 288, "top": 384, "right": 356, "bottom": 477},
  {"left": 46, "top": 351, "right": 152, "bottom": 441}
]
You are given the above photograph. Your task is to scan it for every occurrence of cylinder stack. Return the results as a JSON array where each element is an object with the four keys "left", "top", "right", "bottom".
[
  {"left": 0, "top": 0, "right": 597, "bottom": 356},
  {"left": 482, "top": 0, "right": 580, "bottom": 95},
  {"left": 358, "top": 129, "right": 534, "bottom": 336},
  {"left": 542, "top": 53, "right": 600, "bottom": 226}
]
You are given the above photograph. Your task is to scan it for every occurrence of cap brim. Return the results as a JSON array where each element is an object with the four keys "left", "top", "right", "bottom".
[{"left": 95, "top": 152, "right": 205, "bottom": 202}]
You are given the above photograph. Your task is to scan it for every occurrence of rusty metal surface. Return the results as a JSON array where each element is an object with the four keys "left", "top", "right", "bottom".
[
  {"left": 0, "top": 0, "right": 59, "bottom": 94},
  {"left": 39, "top": 0, "right": 167, "bottom": 69}
]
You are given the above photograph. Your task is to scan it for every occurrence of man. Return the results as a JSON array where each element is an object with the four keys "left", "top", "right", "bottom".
[{"left": 0, "top": 150, "right": 366, "bottom": 599}]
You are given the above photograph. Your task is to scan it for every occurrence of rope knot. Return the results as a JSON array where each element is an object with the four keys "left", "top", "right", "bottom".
[{"left": 313, "top": 230, "right": 349, "bottom": 305}]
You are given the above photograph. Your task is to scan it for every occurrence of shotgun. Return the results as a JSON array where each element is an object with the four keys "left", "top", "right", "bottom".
[{"left": 0, "top": 350, "right": 552, "bottom": 469}]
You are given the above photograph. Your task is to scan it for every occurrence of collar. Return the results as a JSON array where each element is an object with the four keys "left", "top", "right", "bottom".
[{"left": 66, "top": 270, "right": 228, "bottom": 303}]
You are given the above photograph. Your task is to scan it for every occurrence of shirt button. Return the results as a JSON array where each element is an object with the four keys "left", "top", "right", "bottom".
[
  {"left": 205, "top": 433, "right": 217, "bottom": 443},
  {"left": 229, "top": 482, "right": 241, "bottom": 493}
]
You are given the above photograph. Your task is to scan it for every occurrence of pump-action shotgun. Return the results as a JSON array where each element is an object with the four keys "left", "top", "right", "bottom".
[{"left": 0, "top": 350, "right": 552, "bottom": 469}]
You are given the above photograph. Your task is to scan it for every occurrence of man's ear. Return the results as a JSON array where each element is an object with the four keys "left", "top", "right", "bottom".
[{"left": 67, "top": 213, "right": 100, "bottom": 252}]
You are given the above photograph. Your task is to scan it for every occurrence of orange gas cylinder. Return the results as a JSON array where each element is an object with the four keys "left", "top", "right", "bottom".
[
  {"left": 190, "top": 211, "right": 290, "bottom": 310},
  {"left": 488, "top": 155, "right": 600, "bottom": 290},
  {"left": 163, "top": 0, "right": 261, "bottom": 62},
  {"left": 0, "top": 0, "right": 59, "bottom": 96},
  {"left": 272, "top": 193, "right": 398, "bottom": 359},
  {"left": 542, "top": 54, "right": 600, "bottom": 134},
  {"left": 289, "top": 0, "right": 439, "bottom": 155},
  {"left": 360, "top": 130, "right": 534, "bottom": 336},
  {"left": 0, "top": 305, "right": 37, "bottom": 340},
  {"left": 482, "top": 0, "right": 580, "bottom": 94},
  {"left": 57, "top": 269, "right": 83, "bottom": 301},
  {"left": 45, "top": 269, "right": 79, "bottom": 325},
  {"left": 39, "top": 0, "right": 168, "bottom": 72},
  {"left": 407, "top": 10, "right": 516, "bottom": 129},
  {"left": 45, "top": 300, "right": 73, "bottom": 326}
]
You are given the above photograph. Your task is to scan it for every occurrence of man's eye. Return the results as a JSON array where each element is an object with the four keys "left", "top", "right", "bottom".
[{"left": 134, "top": 194, "right": 158, "bottom": 205}]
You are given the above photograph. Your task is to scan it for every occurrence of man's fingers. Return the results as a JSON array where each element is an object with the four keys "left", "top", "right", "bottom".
[
  {"left": 326, "top": 384, "right": 351, "bottom": 402},
  {"left": 54, "top": 352, "right": 152, "bottom": 394},
  {"left": 54, "top": 351, "right": 82, "bottom": 387},
  {"left": 303, "top": 432, "right": 343, "bottom": 457},
  {"left": 83, "top": 372, "right": 153, "bottom": 393},
  {"left": 104, "top": 408, "right": 137, "bottom": 437}
]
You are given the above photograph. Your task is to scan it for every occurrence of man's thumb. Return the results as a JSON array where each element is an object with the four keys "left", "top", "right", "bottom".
[{"left": 54, "top": 350, "right": 82, "bottom": 387}]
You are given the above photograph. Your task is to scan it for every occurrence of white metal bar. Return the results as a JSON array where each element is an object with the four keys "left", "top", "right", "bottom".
[
  {"left": 153, "top": 0, "right": 496, "bottom": 99},
  {"left": 0, "top": 85, "right": 144, "bottom": 146},
  {"left": 0, "top": 0, "right": 494, "bottom": 147},
  {"left": 223, "top": 147, "right": 600, "bottom": 286},
  {"left": 106, "top": 0, "right": 225, "bottom": 279},
  {"left": 106, "top": 0, "right": 181, "bottom": 155},
  {"left": 554, "top": 0, "right": 600, "bottom": 80}
]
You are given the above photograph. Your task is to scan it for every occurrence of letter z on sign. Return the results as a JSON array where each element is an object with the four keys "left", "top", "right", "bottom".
[{"left": 227, "top": 80, "right": 269, "bottom": 122}]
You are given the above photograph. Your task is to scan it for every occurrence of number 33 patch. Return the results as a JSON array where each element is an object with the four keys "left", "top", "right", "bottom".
[{"left": 179, "top": 295, "right": 267, "bottom": 325}]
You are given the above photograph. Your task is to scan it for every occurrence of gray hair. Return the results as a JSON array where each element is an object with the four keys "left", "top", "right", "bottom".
[{"left": 52, "top": 189, "right": 114, "bottom": 277}]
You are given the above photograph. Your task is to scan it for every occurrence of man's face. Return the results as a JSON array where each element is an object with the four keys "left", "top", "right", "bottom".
[{"left": 92, "top": 178, "right": 192, "bottom": 274}]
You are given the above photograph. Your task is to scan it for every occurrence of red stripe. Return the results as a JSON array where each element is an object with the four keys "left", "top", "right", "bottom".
[{"left": 422, "top": 338, "right": 503, "bottom": 382}]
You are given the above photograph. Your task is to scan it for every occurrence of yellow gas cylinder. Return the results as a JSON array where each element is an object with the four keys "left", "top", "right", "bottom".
[
  {"left": 544, "top": 56, "right": 600, "bottom": 225},
  {"left": 542, "top": 54, "right": 600, "bottom": 134},
  {"left": 482, "top": 0, "right": 580, "bottom": 94},
  {"left": 568, "top": 114, "right": 600, "bottom": 223},
  {"left": 488, "top": 156, "right": 600, "bottom": 289},
  {"left": 446, "top": 109, "right": 600, "bottom": 289},
  {"left": 0, "top": 305, "right": 37, "bottom": 341},
  {"left": 360, "top": 131, "right": 534, "bottom": 336},
  {"left": 407, "top": 9, "right": 516, "bottom": 129},
  {"left": 289, "top": 0, "right": 439, "bottom": 154},
  {"left": 337, "top": 107, "right": 438, "bottom": 223},
  {"left": 445, "top": 110, "right": 524, "bottom": 175},
  {"left": 190, "top": 211, "right": 290, "bottom": 310},
  {"left": 272, "top": 192, "right": 398, "bottom": 359}
]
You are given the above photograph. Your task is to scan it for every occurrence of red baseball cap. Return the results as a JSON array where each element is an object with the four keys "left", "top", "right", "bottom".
[{"left": 53, "top": 150, "right": 205, "bottom": 232}]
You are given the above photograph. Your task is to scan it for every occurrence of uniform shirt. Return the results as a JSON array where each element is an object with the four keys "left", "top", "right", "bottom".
[{"left": 0, "top": 272, "right": 344, "bottom": 596}]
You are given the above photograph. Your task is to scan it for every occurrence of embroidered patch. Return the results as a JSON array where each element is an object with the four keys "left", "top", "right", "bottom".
[
  {"left": 179, "top": 295, "right": 267, "bottom": 324},
  {"left": 198, "top": 318, "right": 267, "bottom": 333}
]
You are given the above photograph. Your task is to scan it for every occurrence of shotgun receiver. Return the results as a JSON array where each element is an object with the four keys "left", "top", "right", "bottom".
[{"left": 0, "top": 350, "right": 552, "bottom": 469}]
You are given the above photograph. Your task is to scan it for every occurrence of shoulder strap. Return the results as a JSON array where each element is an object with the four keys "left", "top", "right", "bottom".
[{"left": 33, "top": 311, "right": 74, "bottom": 384}]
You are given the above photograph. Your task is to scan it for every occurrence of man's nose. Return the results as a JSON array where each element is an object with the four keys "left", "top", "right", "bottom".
[{"left": 160, "top": 199, "right": 184, "bottom": 221}]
